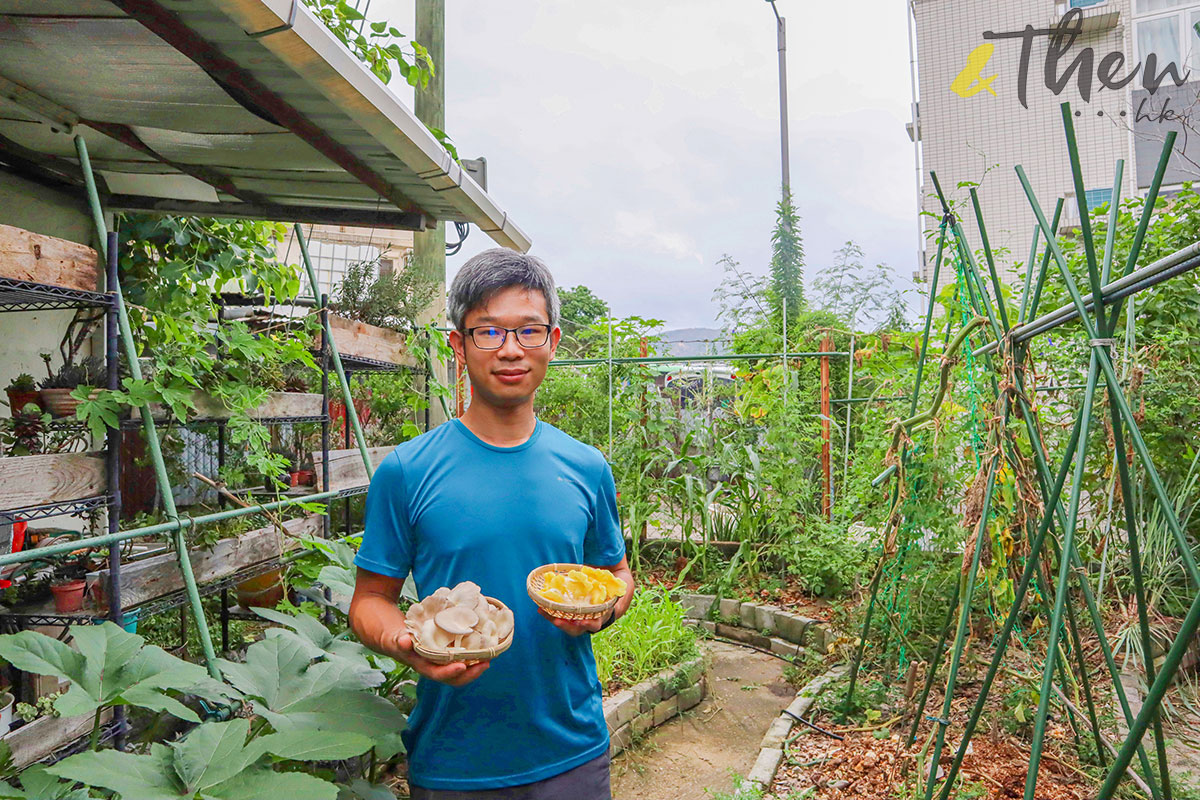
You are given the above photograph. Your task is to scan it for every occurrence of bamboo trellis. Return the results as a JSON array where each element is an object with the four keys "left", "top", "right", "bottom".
[{"left": 846, "top": 102, "right": 1200, "bottom": 800}]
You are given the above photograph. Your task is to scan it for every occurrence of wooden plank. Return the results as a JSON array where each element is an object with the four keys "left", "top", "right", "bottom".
[
  {"left": 0, "top": 453, "right": 106, "bottom": 512},
  {"left": 313, "top": 446, "right": 392, "bottom": 493},
  {"left": 96, "top": 515, "right": 321, "bottom": 610},
  {"left": 0, "top": 224, "right": 99, "bottom": 293},
  {"left": 328, "top": 315, "right": 415, "bottom": 367},
  {"left": 6, "top": 708, "right": 113, "bottom": 767},
  {"left": 150, "top": 391, "right": 322, "bottom": 420}
]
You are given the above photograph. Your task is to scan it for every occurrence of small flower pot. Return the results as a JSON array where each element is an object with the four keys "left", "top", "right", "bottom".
[
  {"left": 50, "top": 579, "right": 86, "bottom": 613},
  {"left": 5, "top": 389, "right": 41, "bottom": 416},
  {"left": 235, "top": 568, "right": 285, "bottom": 610},
  {"left": 290, "top": 470, "right": 315, "bottom": 487},
  {"left": 39, "top": 388, "right": 96, "bottom": 419}
]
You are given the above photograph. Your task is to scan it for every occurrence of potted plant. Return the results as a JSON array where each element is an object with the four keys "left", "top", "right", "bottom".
[
  {"left": 290, "top": 453, "right": 315, "bottom": 487},
  {"left": 5, "top": 374, "right": 40, "bottom": 417},
  {"left": 39, "top": 356, "right": 103, "bottom": 419},
  {"left": 49, "top": 560, "right": 87, "bottom": 613}
]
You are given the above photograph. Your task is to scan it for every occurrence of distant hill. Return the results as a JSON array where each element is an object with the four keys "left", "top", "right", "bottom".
[{"left": 655, "top": 328, "right": 730, "bottom": 358}]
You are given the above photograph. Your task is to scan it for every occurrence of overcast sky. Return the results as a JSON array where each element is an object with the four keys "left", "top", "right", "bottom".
[{"left": 376, "top": 1, "right": 920, "bottom": 331}]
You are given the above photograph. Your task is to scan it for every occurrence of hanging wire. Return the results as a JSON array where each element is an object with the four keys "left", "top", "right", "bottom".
[{"left": 445, "top": 222, "right": 471, "bottom": 256}]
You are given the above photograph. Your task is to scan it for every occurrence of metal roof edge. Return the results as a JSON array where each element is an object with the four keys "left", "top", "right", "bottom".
[{"left": 209, "top": 0, "right": 532, "bottom": 252}]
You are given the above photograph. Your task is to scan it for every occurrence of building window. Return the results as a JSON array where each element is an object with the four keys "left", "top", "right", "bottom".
[
  {"left": 1134, "top": 1, "right": 1200, "bottom": 78},
  {"left": 1071, "top": 0, "right": 1107, "bottom": 7},
  {"left": 1085, "top": 188, "right": 1114, "bottom": 211}
]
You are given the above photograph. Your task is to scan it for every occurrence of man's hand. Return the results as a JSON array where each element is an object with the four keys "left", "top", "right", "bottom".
[
  {"left": 537, "top": 607, "right": 608, "bottom": 637},
  {"left": 350, "top": 568, "right": 490, "bottom": 688},
  {"left": 537, "top": 557, "right": 635, "bottom": 637},
  {"left": 384, "top": 627, "right": 490, "bottom": 687}
]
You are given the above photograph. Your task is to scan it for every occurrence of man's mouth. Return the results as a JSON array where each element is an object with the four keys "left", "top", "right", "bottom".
[{"left": 494, "top": 369, "right": 528, "bottom": 385}]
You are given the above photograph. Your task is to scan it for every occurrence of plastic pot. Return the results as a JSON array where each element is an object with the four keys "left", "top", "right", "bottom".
[
  {"left": 50, "top": 579, "right": 86, "bottom": 613},
  {"left": 235, "top": 568, "right": 285, "bottom": 610},
  {"left": 39, "top": 388, "right": 89, "bottom": 418},
  {"left": 5, "top": 389, "right": 41, "bottom": 416}
]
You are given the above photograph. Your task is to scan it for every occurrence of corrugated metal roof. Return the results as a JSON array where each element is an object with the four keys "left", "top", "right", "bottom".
[{"left": 0, "top": 0, "right": 531, "bottom": 251}]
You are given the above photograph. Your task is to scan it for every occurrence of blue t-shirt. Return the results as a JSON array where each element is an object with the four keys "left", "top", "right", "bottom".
[{"left": 355, "top": 419, "right": 625, "bottom": 791}]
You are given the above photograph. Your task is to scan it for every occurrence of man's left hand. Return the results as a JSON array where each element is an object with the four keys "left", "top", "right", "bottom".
[{"left": 537, "top": 607, "right": 609, "bottom": 636}]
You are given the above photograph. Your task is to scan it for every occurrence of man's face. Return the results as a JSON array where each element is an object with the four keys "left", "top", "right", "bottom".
[{"left": 449, "top": 286, "right": 561, "bottom": 410}]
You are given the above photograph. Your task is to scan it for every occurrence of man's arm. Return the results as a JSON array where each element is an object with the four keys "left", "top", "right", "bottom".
[
  {"left": 349, "top": 567, "right": 490, "bottom": 687},
  {"left": 538, "top": 557, "right": 635, "bottom": 636}
]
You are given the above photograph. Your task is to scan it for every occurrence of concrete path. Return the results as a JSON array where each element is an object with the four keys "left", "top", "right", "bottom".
[{"left": 612, "top": 640, "right": 792, "bottom": 800}]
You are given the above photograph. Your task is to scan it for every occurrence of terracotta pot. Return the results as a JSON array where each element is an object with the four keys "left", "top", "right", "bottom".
[
  {"left": 290, "top": 470, "right": 315, "bottom": 487},
  {"left": 5, "top": 389, "right": 41, "bottom": 416},
  {"left": 40, "top": 387, "right": 96, "bottom": 418},
  {"left": 235, "top": 568, "right": 285, "bottom": 610},
  {"left": 50, "top": 579, "right": 86, "bottom": 613}
]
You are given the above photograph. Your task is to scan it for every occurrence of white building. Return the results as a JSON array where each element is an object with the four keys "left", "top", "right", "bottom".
[{"left": 911, "top": 0, "right": 1200, "bottom": 293}]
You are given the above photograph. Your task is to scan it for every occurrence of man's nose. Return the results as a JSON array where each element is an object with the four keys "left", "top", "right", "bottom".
[{"left": 497, "top": 332, "right": 525, "bottom": 358}]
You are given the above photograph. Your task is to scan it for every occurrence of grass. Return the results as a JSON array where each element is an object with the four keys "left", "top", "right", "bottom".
[{"left": 593, "top": 587, "right": 700, "bottom": 692}]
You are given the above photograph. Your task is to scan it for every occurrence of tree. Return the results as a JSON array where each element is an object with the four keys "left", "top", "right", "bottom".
[
  {"left": 769, "top": 191, "right": 805, "bottom": 320},
  {"left": 557, "top": 285, "right": 610, "bottom": 357},
  {"left": 812, "top": 240, "right": 910, "bottom": 332}
]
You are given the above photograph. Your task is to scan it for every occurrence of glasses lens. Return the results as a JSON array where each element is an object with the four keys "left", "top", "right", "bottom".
[
  {"left": 515, "top": 325, "right": 550, "bottom": 347},
  {"left": 472, "top": 327, "right": 506, "bottom": 349}
]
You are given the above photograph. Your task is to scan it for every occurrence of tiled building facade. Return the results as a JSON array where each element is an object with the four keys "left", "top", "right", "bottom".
[{"left": 913, "top": 0, "right": 1200, "bottom": 293}]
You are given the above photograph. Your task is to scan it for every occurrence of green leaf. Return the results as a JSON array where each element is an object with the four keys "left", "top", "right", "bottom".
[
  {"left": 338, "top": 779, "right": 397, "bottom": 800},
  {"left": 169, "top": 719, "right": 251, "bottom": 793},
  {"left": 47, "top": 747, "right": 181, "bottom": 800},
  {"left": 0, "top": 631, "right": 86, "bottom": 686},
  {"left": 251, "top": 730, "right": 374, "bottom": 761},
  {"left": 206, "top": 768, "right": 338, "bottom": 800}
]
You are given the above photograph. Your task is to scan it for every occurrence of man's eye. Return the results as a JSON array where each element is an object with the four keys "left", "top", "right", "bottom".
[
  {"left": 519, "top": 327, "right": 539, "bottom": 336},
  {"left": 481, "top": 327, "right": 503, "bottom": 337}
]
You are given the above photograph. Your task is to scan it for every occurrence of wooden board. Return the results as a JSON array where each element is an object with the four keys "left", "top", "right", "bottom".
[
  {"left": 313, "top": 446, "right": 392, "bottom": 493},
  {"left": 328, "top": 315, "right": 415, "bottom": 367},
  {"left": 150, "top": 391, "right": 323, "bottom": 420},
  {"left": 5, "top": 708, "right": 113, "bottom": 767},
  {"left": 96, "top": 515, "right": 321, "bottom": 610},
  {"left": 0, "top": 224, "right": 99, "bottom": 293},
  {"left": 0, "top": 453, "right": 106, "bottom": 512}
]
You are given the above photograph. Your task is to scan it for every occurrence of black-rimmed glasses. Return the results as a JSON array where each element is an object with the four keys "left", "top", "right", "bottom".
[{"left": 462, "top": 324, "right": 552, "bottom": 350}]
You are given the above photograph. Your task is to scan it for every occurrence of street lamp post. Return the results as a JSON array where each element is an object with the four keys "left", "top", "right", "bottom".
[{"left": 766, "top": 0, "right": 791, "bottom": 403}]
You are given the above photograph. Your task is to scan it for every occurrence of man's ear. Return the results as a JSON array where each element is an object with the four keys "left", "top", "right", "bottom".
[
  {"left": 548, "top": 326, "right": 562, "bottom": 360},
  {"left": 448, "top": 329, "right": 467, "bottom": 365}
]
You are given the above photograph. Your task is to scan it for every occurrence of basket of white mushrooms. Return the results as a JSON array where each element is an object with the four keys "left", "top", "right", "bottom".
[{"left": 404, "top": 581, "right": 515, "bottom": 665}]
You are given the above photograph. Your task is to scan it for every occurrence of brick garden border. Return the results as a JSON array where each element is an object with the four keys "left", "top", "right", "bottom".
[{"left": 603, "top": 654, "right": 707, "bottom": 757}]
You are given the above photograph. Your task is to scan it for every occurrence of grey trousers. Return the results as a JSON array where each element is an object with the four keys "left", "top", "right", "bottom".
[{"left": 409, "top": 752, "right": 612, "bottom": 800}]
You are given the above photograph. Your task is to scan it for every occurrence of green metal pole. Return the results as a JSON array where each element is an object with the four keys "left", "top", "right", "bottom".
[
  {"left": 922, "top": 442, "right": 1003, "bottom": 800},
  {"left": 1026, "top": 199, "right": 1065, "bottom": 323},
  {"left": 1060, "top": 105, "right": 1107, "bottom": 334},
  {"left": 1015, "top": 163, "right": 1200, "bottom": 586},
  {"left": 968, "top": 188, "right": 1010, "bottom": 331},
  {"left": 0, "top": 490, "right": 340, "bottom": 568},
  {"left": 1025, "top": 349, "right": 1097, "bottom": 800},
  {"left": 75, "top": 135, "right": 221, "bottom": 678},
  {"left": 295, "top": 224, "right": 375, "bottom": 480},
  {"left": 1100, "top": 160, "right": 1126, "bottom": 285},
  {"left": 1018, "top": 225, "right": 1040, "bottom": 325}
]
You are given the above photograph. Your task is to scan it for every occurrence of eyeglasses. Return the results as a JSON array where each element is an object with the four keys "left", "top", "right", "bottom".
[{"left": 462, "top": 324, "right": 553, "bottom": 350}]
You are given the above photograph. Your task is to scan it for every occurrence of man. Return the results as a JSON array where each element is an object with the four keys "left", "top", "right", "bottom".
[{"left": 349, "top": 248, "right": 635, "bottom": 799}]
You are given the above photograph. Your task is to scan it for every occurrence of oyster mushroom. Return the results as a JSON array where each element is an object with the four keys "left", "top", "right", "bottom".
[
  {"left": 435, "top": 606, "right": 479, "bottom": 635},
  {"left": 492, "top": 606, "right": 515, "bottom": 641},
  {"left": 448, "top": 581, "right": 482, "bottom": 606}
]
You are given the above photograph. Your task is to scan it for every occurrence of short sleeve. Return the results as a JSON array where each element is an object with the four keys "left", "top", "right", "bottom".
[
  {"left": 583, "top": 459, "right": 625, "bottom": 566},
  {"left": 355, "top": 451, "right": 414, "bottom": 579}
]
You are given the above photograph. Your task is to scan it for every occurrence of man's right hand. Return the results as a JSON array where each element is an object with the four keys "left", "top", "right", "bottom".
[{"left": 387, "top": 628, "right": 491, "bottom": 688}]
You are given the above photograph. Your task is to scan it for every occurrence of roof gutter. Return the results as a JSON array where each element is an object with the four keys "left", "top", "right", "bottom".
[{"left": 209, "top": 0, "right": 532, "bottom": 252}]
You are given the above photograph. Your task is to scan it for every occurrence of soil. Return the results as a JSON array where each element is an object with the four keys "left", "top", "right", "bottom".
[{"left": 612, "top": 640, "right": 794, "bottom": 800}]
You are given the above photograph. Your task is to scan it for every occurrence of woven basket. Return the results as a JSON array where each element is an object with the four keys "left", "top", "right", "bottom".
[
  {"left": 410, "top": 597, "right": 515, "bottom": 666},
  {"left": 526, "top": 563, "right": 620, "bottom": 622}
]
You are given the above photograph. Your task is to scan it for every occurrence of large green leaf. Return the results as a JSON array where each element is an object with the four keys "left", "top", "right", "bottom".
[
  {"left": 252, "top": 608, "right": 372, "bottom": 665},
  {"left": 217, "top": 637, "right": 380, "bottom": 717},
  {"left": 0, "top": 624, "right": 230, "bottom": 723},
  {"left": 0, "top": 767, "right": 96, "bottom": 799},
  {"left": 337, "top": 780, "right": 396, "bottom": 800},
  {"left": 204, "top": 768, "right": 338, "bottom": 800},
  {"left": 255, "top": 688, "right": 407, "bottom": 746},
  {"left": 47, "top": 747, "right": 181, "bottom": 800},
  {"left": 250, "top": 730, "right": 374, "bottom": 761},
  {"left": 168, "top": 718, "right": 253, "bottom": 794}
]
